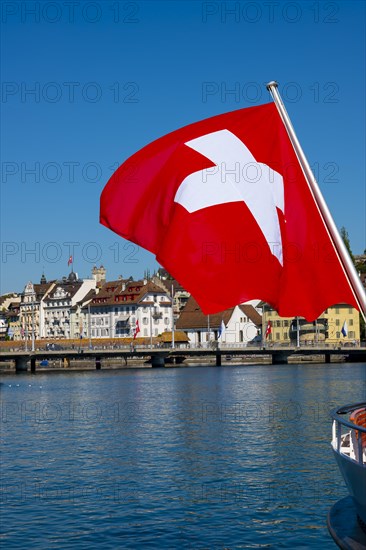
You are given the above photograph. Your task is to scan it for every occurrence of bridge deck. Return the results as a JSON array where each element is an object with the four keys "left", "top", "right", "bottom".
[{"left": 1, "top": 346, "right": 365, "bottom": 363}]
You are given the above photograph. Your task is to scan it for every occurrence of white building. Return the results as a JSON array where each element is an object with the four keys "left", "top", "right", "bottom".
[
  {"left": 70, "top": 288, "right": 97, "bottom": 340},
  {"left": 42, "top": 272, "right": 96, "bottom": 339},
  {"left": 176, "top": 296, "right": 262, "bottom": 347},
  {"left": 89, "top": 279, "right": 172, "bottom": 339}
]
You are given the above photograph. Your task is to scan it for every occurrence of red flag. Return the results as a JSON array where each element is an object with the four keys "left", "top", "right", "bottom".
[
  {"left": 265, "top": 321, "right": 272, "bottom": 339},
  {"left": 100, "top": 103, "right": 359, "bottom": 321},
  {"left": 133, "top": 320, "right": 140, "bottom": 339},
  {"left": 68, "top": 255, "right": 73, "bottom": 266}
]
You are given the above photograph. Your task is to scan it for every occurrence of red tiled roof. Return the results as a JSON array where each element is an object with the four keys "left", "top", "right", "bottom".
[
  {"left": 176, "top": 297, "right": 262, "bottom": 330},
  {"left": 90, "top": 279, "right": 169, "bottom": 308},
  {"left": 176, "top": 296, "right": 234, "bottom": 330}
]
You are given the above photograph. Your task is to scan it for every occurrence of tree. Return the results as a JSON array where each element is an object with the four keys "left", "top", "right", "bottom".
[
  {"left": 339, "top": 227, "right": 365, "bottom": 341},
  {"left": 340, "top": 226, "right": 354, "bottom": 263}
]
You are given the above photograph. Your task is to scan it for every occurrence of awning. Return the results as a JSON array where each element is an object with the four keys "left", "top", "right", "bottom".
[{"left": 117, "top": 315, "right": 130, "bottom": 322}]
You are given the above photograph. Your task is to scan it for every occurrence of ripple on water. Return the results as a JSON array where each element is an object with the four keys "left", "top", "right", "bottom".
[{"left": 1, "top": 363, "right": 364, "bottom": 548}]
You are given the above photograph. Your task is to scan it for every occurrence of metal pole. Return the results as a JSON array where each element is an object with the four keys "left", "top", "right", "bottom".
[
  {"left": 266, "top": 81, "right": 366, "bottom": 319},
  {"left": 150, "top": 304, "right": 153, "bottom": 349},
  {"left": 171, "top": 284, "right": 175, "bottom": 349},
  {"left": 296, "top": 317, "right": 300, "bottom": 348},
  {"left": 31, "top": 292, "right": 35, "bottom": 352},
  {"left": 88, "top": 304, "right": 92, "bottom": 348},
  {"left": 262, "top": 303, "right": 265, "bottom": 347},
  {"left": 207, "top": 314, "right": 210, "bottom": 346}
]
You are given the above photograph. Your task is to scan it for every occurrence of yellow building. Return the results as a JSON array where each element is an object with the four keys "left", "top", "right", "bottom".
[
  {"left": 323, "top": 304, "right": 360, "bottom": 345},
  {"left": 262, "top": 303, "right": 360, "bottom": 346}
]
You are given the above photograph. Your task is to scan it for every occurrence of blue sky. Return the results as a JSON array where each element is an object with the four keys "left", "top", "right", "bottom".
[{"left": 1, "top": 0, "right": 365, "bottom": 294}]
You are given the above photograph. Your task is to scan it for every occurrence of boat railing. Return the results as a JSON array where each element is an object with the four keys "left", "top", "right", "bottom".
[{"left": 331, "top": 402, "right": 366, "bottom": 466}]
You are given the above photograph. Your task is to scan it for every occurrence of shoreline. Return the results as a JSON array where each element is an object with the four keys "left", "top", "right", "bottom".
[{"left": 0, "top": 354, "right": 352, "bottom": 375}]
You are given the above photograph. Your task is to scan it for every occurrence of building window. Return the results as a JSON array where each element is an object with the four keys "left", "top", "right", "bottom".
[
  {"left": 143, "top": 318, "right": 148, "bottom": 325},
  {"left": 335, "top": 308, "right": 339, "bottom": 314},
  {"left": 349, "top": 319, "right": 353, "bottom": 326},
  {"left": 348, "top": 308, "right": 353, "bottom": 314},
  {"left": 349, "top": 331, "right": 355, "bottom": 338},
  {"left": 143, "top": 329, "right": 147, "bottom": 336},
  {"left": 336, "top": 331, "right": 340, "bottom": 339},
  {"left": 336, "top": 319, "right": 340, "bottom": 326}
]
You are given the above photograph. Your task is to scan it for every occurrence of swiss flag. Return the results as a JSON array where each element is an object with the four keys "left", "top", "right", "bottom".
[
  {"left": 68, "top": 255, "right": 73, "bottom": 266},
  {"left": 100, "top": 103, "right": 359, "bottom": 321},
  {"left": 265, "top": 321, "right": 272, "bottom": 339},
  {"left": 133, "top": 320, "right": 140, "bottom": 339}
]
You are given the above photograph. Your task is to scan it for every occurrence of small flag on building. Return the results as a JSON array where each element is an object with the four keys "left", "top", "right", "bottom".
[
  {"left": 134, "top": 320, "right": 140, "bottom": 339},
  {"left": 341, "top": 320, "right": 348, "bottom": 337},
  {"left": 218, "top": 320, "right": 226, "bottom": 339},
  {"left": 68, "top": 255, "right": 73, "bottom": 266},
  {"left": 265, "top": 321, "right": 272, "bottom": 339}
]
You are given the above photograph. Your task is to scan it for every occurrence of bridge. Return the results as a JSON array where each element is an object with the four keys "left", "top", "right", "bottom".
[{"left": 1, "top": 346, "right": 366, "bottom": 372}]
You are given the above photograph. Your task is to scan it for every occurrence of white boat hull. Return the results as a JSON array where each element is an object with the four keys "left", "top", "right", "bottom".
[{"left": 332, "top": 446, "right": 366, "bottom": 526}]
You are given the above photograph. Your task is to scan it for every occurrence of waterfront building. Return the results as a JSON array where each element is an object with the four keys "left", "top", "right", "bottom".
[
  {"left": 176, "top": 296, "right": 262, "bottom": 346},
  {"left": 0, "top": 318, "right": 6, "bottom": 340},
  {"left": 70, "top": 288, "right": 98, "bottom": 340},
  {"left": 42, "top": 273, "right": 96, "bottom": 339},
  {"left": 262, "top": 303, "right": 360, "bottom": 346},
  {"left": 152, "top": 275, "right": 190, "bottom": 315},
  {"left": 19, "top": 279, "right": 56, "bottom": 342},
  {"left": 5, "top": 300, "right": 22, "bottom": 340},
  {"left": 89, "top": 278, "right": 173, "bottom": 339}
]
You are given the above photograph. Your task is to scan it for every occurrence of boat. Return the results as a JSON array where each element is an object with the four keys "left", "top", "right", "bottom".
[{"left": 328, "top": 402, "right": 366, "bottom": 549}]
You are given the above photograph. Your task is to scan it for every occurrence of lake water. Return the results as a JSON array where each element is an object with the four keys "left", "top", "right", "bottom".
[{"left": 1, "top": 362, "right": 365, "bottom": 549}]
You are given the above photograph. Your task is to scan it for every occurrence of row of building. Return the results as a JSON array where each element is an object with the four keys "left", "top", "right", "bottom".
[{"left": 0, "top": 262, "right": 363, "bottom": 346}]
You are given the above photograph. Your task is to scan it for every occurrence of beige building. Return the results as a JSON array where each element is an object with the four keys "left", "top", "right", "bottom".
[
  {"left": 262, "top": 303, "right": 360, "bottom": 346},
  {"left": 19, "top": 280, "right": 56, "bottom": 342}
]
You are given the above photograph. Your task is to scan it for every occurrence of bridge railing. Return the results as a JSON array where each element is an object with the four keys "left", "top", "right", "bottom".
[{"left": 1, "top": 341, "right": 365, "bottom": 353}]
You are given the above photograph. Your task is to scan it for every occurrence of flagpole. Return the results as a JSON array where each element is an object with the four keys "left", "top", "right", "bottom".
[
  {"left": 207, "top": 314, "right": 210, "bottom": 346},
  {"left": 171, "top": 283, "right": 175, "bottom": 349},
  {"left": 266, "top": 81, "right": 366, "bottom": 320}
]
